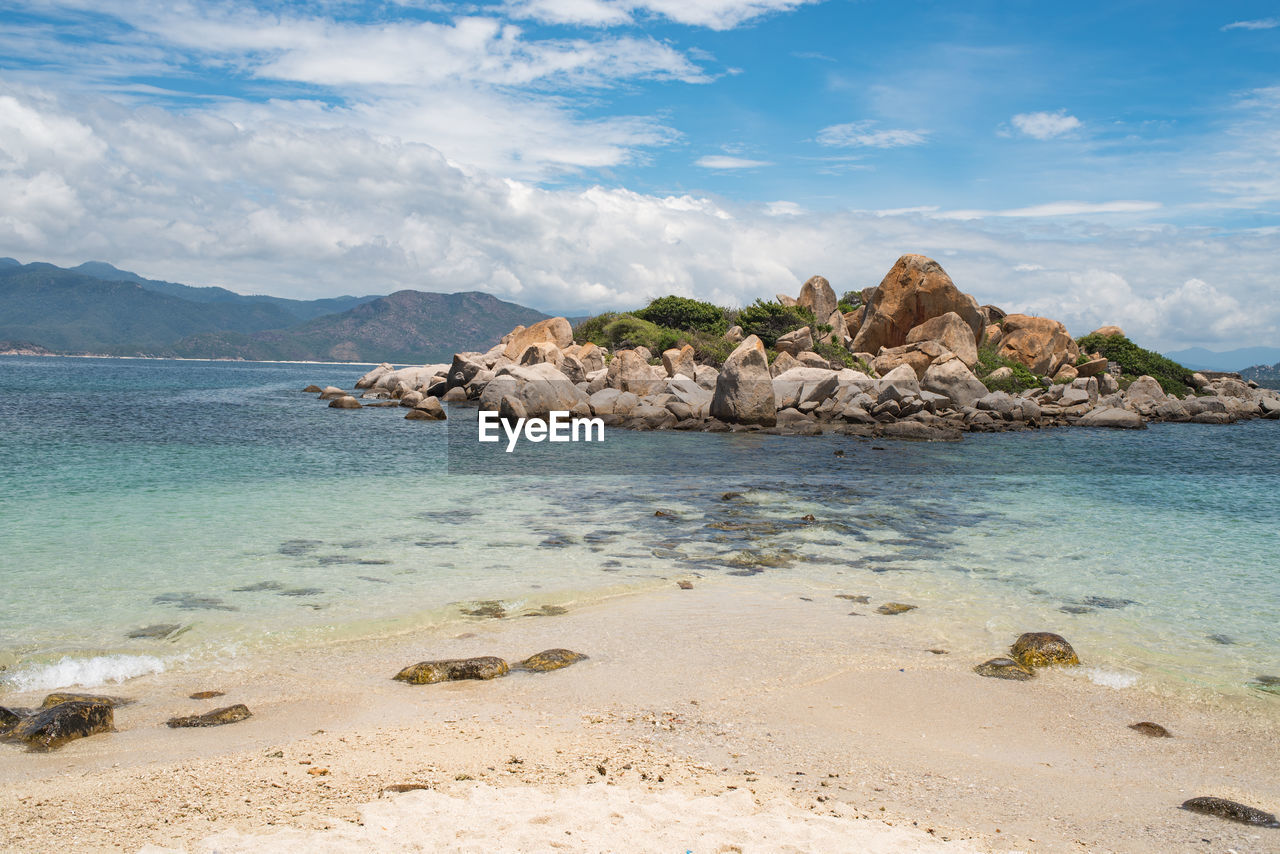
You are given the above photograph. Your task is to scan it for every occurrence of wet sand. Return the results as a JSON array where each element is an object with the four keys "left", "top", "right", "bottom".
[{"left": 1, "top": 577, "right": 1277, "bottom": 853}]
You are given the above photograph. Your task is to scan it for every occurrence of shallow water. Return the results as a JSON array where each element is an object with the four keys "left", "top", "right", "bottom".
[{"left": 0, "top": 356, "right": 1277, "bottom": 704}]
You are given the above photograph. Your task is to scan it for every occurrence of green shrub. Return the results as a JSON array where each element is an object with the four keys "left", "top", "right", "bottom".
[
  {"left": 633, "top": 296, "right": 728, "bottom": 335},
  {"left": 811, "top": 339, "right": 857, "bottom": 369},
  {"left": 601, "top": 315, "right": 681, "bottom": 353},
  {"left": 973, "top": 344, "right": 1041, "bottom": 392},
  {"left": 1075, "top": 333, "right": 1192, "bottom": 395},
  {"left": 573, "top": 312, "right": 618, "bottom": 346},
  {"left": 735, "top": 300, "right": 815, "bottom": 347},
  {"left": 677, "top": 329, "right": 736, "bottom": 368}
]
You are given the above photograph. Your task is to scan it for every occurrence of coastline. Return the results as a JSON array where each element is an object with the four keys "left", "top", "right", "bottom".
[
  {"left": 2, "top": 575, "right": 1276, "bottom": 853},
  {"left": 0, "top": 352, "right": 386, "bottom": 366}
]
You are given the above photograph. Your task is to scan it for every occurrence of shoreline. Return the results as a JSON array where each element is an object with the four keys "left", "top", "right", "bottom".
[
  {"left": 2, "top": 576, "right": 1277, "bottom": 852},
  {"left": 0, "top": 352, "right": 385, "bottom": 367}
]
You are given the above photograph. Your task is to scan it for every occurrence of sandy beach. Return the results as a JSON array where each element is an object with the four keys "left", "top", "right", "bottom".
[{"left": 2, "top": 576, "right": 1276, "bottom": 853}]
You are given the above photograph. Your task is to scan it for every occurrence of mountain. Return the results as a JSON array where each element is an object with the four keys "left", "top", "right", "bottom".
[
  {"left": 1240, "top": 363, "right": 1280, "bottom": 390},
  {"left": 170, "top": 291, "right": 549, "bottom": 363},
  {"left": 0, "top": 263, "right": 307, "bottom": 354},
  {"left": 1165, "top": 346, "right": 1280, "bottom": 372},
  {"left": 70, "top": 261, "right": 381, "bottom": 321}
]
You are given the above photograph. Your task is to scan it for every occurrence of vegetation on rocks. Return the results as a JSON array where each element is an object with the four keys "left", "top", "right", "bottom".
[
  {"left": 633, "top": 295, "right": 727, "bottom": 335},
  {"left": 1075, "top": 332, "right": 1194, "bottom": 395},
  {"left": 734, "top": 299, "right": 815, "bottom": 347},
  {"left": 973, "top": 344, "right": 1041, "bottom": 392}
]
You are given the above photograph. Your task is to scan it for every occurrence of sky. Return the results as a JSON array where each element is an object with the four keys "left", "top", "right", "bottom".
[{"left": 1, "top": 0, "right": 1278, "bottom": 350}]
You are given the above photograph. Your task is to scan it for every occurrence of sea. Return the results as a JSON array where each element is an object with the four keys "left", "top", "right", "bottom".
[{"left": 1, "top": 356, "right": 1277, "bottom": 706}]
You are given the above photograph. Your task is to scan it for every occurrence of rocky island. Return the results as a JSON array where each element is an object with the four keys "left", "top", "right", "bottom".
[{"left": 315, "top": 254, "right": 1280, "bottom": 438}]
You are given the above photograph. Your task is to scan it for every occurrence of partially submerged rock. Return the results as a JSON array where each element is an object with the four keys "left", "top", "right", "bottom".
[
  {"left": 394, "top": 656, "right": 510, "bottom": 684},
  {"left": 517, "top": 649, "right": 588, "bottom": 672},
  {"left": 1180, "top": 796, "right": 1279, "bottom": 828},
  {"left": 875, "top": 602, "right": 917, "bottom": 615},
  {"left": 5, "top": 701, "right": 114, "bottom": 751},
  {"left": 41, "top": 692, "right": 131, "bottom": 709},
  {"left": 710, "top": 335, "right": 776, "bottom": 427},
  {"left": 974, "top": 657, "right": 1035, "bottom": 681},
  {"left": 166, "top": 704, "right": 252, "bottom": 728},
  {"left": 1010, "top": 632, "right": 1080, "bottom": 668},
  {"left": 190, "top": 690, "right": 226, "bottom": 700},
  {"left": 328, "top": 395, "right": 361, "bottom": 409}
]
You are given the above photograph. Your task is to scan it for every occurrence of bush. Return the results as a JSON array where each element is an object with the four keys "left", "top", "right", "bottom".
[
  {"left": 1075, "top": 333, "right": 1193, "bottom": 395},
  {"left": 601, "top": 315, "right": 681, "bottom": 354},
  {"left": 678, "top": 330, "right": 736, "bottom": 368},
  {"left": 573, "top": 312, "right": 619, "bottom": 346},
  {"left": 735, "top": 300, "right": 815, "bottom": 347},
  {"left": 633, "top": 296, "right": 728, "bottom": 335},
  {"left": 973, "top": 344, "right": 1041, "bottom": 392}
]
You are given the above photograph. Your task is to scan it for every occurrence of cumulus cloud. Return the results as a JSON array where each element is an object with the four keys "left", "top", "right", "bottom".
[
  {"left": 2, "top": 86, "right": 1276, "bottom": 350},
  {"left": 1221, "top": 18, "right": 1279, "bottom": 31},
  {"left": 506, "top": 0, "right": 821, "bottom": 28},
  {"left": 694, "top": 155, "right": 772, "bottom": 169},
  {"left": 1010, "top": 109, "right": 1081, "bottom": 140},
  {"left": 815, "top": 121, "right": 928, "bottom": 149}
]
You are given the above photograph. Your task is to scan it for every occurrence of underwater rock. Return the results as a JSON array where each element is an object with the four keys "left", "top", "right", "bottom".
[
  {"left": 461, "top": 601, "right": 506, "bottom": 619},
  {"left": 522, "top": 604, "right": 568, "bottom": 617},
  {"left": 6, "top": 701, "right": 114, "bottom": 751},
  {"left": 153, "top": 593, "right": 237, "bottom": 612},
  {"left": 189, "top": 690, "right": 226, "bottom": 700},
  {"left": 973, "top": 657, "right": 1035, "bottom": 681},
  {"left": 1246, "top": 675, "right": 1280, "bottom": 696},
  {"left": 677, "top": 580, "right": 693, "bottom": 590},
  {"left": 393, "top": 657, "right": 510, "bottom": 684},
  {"left": 517, "top": 649, "right": 588, "bottom": 672},
  {"left": 1010, "top": 632, "right": 1080, "bottom": 668},
  {"left": 653, "top": 509, "right": 677, "bottom": 518},
  {"left": 167, "top": 704, "right": 252, "bottom": 728},
  {"left": 233, "top": 581, "right": 284, "bottom": 592},
  {"left": 1180, "top": 796, "right": 1279, "bottom": 828},
  {"left": 875, "top": 602, "right": 917, "bottom": 615},
  {"left": 126, "top": 623, "right": 188, "bottom": 639},
  {"left": 278, "top": 587, "right": 323, "bottom": 597},
  {"left": 836, "top": 594, "right": 870, "bottom": 603},
  {"left": 1128, "top": 721, "right": 1172, "bottom": 738}
]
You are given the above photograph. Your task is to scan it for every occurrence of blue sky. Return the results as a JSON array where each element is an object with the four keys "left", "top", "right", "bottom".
[{"left": 0, "top": 0, "right": 1278, "bottom": 348}]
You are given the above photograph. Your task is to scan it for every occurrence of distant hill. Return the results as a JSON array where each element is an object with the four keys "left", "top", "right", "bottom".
[
  {"left": 1241, "top": 362, "right": 1280, "bottom": 390},
  {"left": 0, "top": 260, "right": 549, "bottom": 361},
  {"left": 70, "top": 261, "right": 380, "bottom": 321},
  {"left": 171, "top": 291, "right": 549, "bottom": 363},
  {"left": 1166, "top": 346, "right": 1280, "bottom": 372}
]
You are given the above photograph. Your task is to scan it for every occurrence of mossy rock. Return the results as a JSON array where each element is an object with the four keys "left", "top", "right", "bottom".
[
  {"left": 974, "top": 657, "right": 1035, "bottom": 681},
  {"left": 1010, "top": 632, "right": 1080, "bottom": 668},
  {"left": 394, "top": 656, "right": 510, "bottom": 685},
  {"left": 40, "top": 692, "right": 132, "bottom": 709},
  {"left": 1180, "top": 796, "right": 1279, "bottom": 828},
  {"left": 5, "top": 701, "right": 114, "bottom": 751},
  {"left": 517, "top": 649, "right": 589, "bottom": 673},
  {"left": 166, "top": 704, "right": 252, "bottom": 728},
  {"left": 0, "top": 706, "right": 24, "bottom": 736},
  {"left": 1128, "top": 721, "right": 1172, "bottom": 738},
  {"left": 876, "top": 602, "right": 917, "bottom": 615},
  {"left": 461, "top": 601, "right": 506, "bottom": 619}
]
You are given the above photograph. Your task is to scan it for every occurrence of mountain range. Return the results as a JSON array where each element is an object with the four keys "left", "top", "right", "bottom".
[
  {"left": 1165, "top": 346, "right": 1280, "bottom": 373},
  {"left": 0, "top": 259, "right": 550, "bottom": 363}
]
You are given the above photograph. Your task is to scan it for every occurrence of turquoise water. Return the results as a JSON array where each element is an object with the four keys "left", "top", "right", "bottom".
[{"left": 0, "top": 356, "right": 1277, "bottom": 703}]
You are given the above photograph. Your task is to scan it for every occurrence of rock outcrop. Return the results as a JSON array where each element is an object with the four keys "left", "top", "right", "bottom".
[
  {"left": 852, "top": 255, "right": 983, "bottom": 355},
  {"left": 997, "top": 315, "right": 1080, "bottom": 376}
]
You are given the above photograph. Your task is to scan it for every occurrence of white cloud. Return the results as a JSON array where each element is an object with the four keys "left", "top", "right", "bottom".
[
  {"left": 505, "top": 0, "right": 822, "bottom": 29},
  {"left": 695, "top": 155, "right": 772, "bottom": 169},
  {"left": 1222, "top": 18, "right": 1279, "bottom": 31},
  {"left": 815, "top": 121, "right": 928, "bottom": 149},
  {"left": 937, "top": 200, "right": 1161, "bottom": 220},
  {"left": 2, "top": 86, "right": 1276, "bottom": 350},
  {"left": 1010, "top": 109, "right": 1081, "bottom": 140}
]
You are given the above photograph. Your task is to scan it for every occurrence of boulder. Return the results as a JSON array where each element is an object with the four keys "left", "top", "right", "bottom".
[
  {"left": 985, "top": 366, "right": 1014, "bottom": 384},
  {"left": 823, "top": 309, "right": 850, "bottom": 345},
  {"left": 661, "top": 345, "right": 697, "bottom": 379},
  {"left": 447, "top": 355, "right": 485, "bottom": 389},
  {"left": 484, "top": 363, "right": 588, "bottom": 416},
  {"left": 302, "top": 384, "right": 323, "bottom": 393},
  {"left": 724, "top": 325, "right": 744, "bottom": 343},
  {"left": 694, "top": 365, "right": 719, "bottom": 390},
  {"left": 405, "top": 396, "right": 447, "bottom": 420},
  {"left": 39, "top": 692, "right": 130, "bottom": 709},
  {"left": 877, "top": 364, "right": 922, "bottom": 402},
  {"left": 904, "top": 311, "right": 979, "bottom": 366},
  {"left": 772, "top": 367, "right": 839, "bottom": 410},
  {"left": 1098, "top": 373, "right": 1120, "bottom": 395},
  {"left": 517, "top": 649, "right": 588, "bottom": 673},
  {"left": 1010, "top": 632, "right": 1080, "bottom": 668},
  {"left": 374, "top": 365, "right": 451, "bottom": 391},
  {"left": 844, "top": 306, "right": 866, "bottom": 336},
  {"left": 797, "top": 275, "right": 839, "bottom": 324},
  {"left": 166, "top": 704, "right": 252, "bottom": 728},
  {"left": 796, "top": 350, "right": 832, "bottom": 369},
  {"left": 318, "top": 386, "right": 347, "bottom": 400},
  {"left": 577, "top": 342, "right": 605, "bottom": 373},
  {"left": 775, "top": 326, "right": 813, "bottom": 356},
  {"left": 776, "top": 293, "right": 799, "bottom": 307},
  {"left": 851, "top": 255, "right": 984, "bottom": 355},
  {"left": 441, "top": 386, "right": 468, "bottom": 402},
  {"left": 1076, "top": 406, "right": 1145, "bottom": 429},
  {"left": 997, "top": 314, "right": 1079, "bottom": 376},
  {"left": 502, "top": 317, "right": 573, "bottom": 361},
  {"left": 6, "top": 701, "right": 114, "bottom": 750},
  {"left": 498, "top": 395, "right": 527, "bottom": 424},
  {"left": 588, "top": 388, "right": 639, "bottom": 417},
  {"left": 355, "top": 363, "right": 394, "bottom": 389},
  {"left": 518, "top": 342, "right": 563, "bottom": 370},
  {"left": 973, "top": 658, "right": 1035, "bottom": 681},
  {"left": 769, "top": 350, "right": 802, "bottom": 377},
  {"left": 328, "top": 395, "right": 361, "bottom": 409},
  {"left": 607, "top": 350, "right": 665, "bottom": 395},
  {"left": 984, "top": 324, "right": 1002, "bottom": 348},
  {"left": 560, "top": 353, "right": 587, "bottom": 384},
  {"left": 872, "top": 341, "right": 949, "bottom": 379},
  {"left": 1053, "top": 364, "right": 1079, "bottom": 383},
  {"left": 710, "top": 335, "right": 777, "bottom": 426},
  {"left": 1180, "top": 797, "right": 1280, "bottom": 828},
  {"left": 1090, "top": 325, "right": 1125, "bottom": 338},
  {"left": 1075, "top": 357, "right": 1108, "bottom": 378},
  {"left": 922, "top": 359, "right": 988, "bottom": 408},
  {"left": 394, "top": 657, "right": 510, "bottom": 684},
  {"left": 1125, "top": 375, "right": 1167, "bottom": 405}
]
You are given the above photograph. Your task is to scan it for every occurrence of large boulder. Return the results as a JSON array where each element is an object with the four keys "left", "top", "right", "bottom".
[
  {"left": 374, "top": 364, "right": 450, "bottom": 391},
  {"left": 775, "top": 326, "right": 813, "bottom": 356},
  {"left": 823, "top": 309, "right": 849, "bottom": 345},
  {"left": 355, "top": 363, "right": 394, "bottom": 389},
  {"left": 7, "top": 701, "right": 113, "bottom": 751},
  {"left": 876, "top": 363, "right": 921, "bottom": 402},
  {"left": 518, "top": 342, "right": 563, "bottom": 370},
  {"left": 1090, "top": 325, "right": 1125, "bottom": 338},
  {"left": 482, "top": 363, "right": 588, "bottom": 416},
  {"left": 772, "top": 367, "right": 839, "bottom": 410},
  {"left": 447, "top": 355, "right": 485, "bottom": 389},
  {"left": 501, "top": 317, "right": 573, "bottom": 361},
  {"left": 606, "top": 350, "right": 665, "bottom": 395},
  {"left": 922, "top": 359, "right": 987, "bottom": 408},
  {"left": 851, "top": 255, "right": 983, "bottom": 355},
  {"left": 577, "top": 342, "right": 605, "bottom": 373},
  {"left": 796, "top": 276, "right": 839, "bottom": 328},
  {"left": 769, "top": 350, "right": 802, "bottom": 377},
  {"left": 1077, "top": 406, "right": 1146, "bottom": 429},
  {"left": 871, "top": 341, "right": 951, "bottom": 379},
  {"left": 661, "top": 345, "right": 697, "bottom": 379},
  {"left": 904, "top": 311, "right": 979, "bottom": 366},
  {"left": 710, "top": 335, "right": 777, "bottom": 426},
  {"left": 997, "top": 314, "right": 1080, "bottom": 377}
]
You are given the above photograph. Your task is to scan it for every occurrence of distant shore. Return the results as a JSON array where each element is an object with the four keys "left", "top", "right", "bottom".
[{"left": 0, "top": 351, "right": 384, "bottom": 367}]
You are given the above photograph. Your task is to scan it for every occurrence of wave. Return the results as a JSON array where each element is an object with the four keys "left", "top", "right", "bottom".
[{"left": 3, "top": 654, "right": 165, "bottom": 692}]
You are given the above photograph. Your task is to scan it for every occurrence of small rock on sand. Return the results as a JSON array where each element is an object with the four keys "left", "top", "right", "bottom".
[
  {"left": 876, "top": 602, "right": 916, "bottom": 615},
  {"left": 167, "top": 704, "right": 252, "bottom": 728},
  {"left": 1180, "top": 796, "right": 1279, "bottom": 827},
  {"left": 677, "top": 580, "right": 693, "bottom": 590},
  {"left": 190, "top": 690, "right": 226, "bottom": 700},
  {"left": 1128, "top": 721, "right": 1172, "bottom": 738},
  {"left": 517, "top": 649, "right": 588, "bottom": 673},
  {"left": 393, "top": 657, "right": 510, "bottom": 685},
  {"left": 973, "top": 658, "right": 1035, "bottom": 681},
  {"left": 1010, "top": 632, "right": 1080, "bottom": 668}
]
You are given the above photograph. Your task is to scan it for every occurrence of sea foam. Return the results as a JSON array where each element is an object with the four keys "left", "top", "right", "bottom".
[
  {"left": 1084, "top": 668, "right": 1139, "bottom": 689},
  {"left": 4, "top": 654, "right": 165, "bottom": 692}
]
